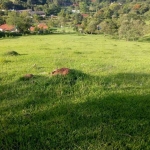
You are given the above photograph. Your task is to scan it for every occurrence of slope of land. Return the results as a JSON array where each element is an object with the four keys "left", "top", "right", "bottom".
[{"left": 0, "top": 34, "right": 150, "bottom": 149}]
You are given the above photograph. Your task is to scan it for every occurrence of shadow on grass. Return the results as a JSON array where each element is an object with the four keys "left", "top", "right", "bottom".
[
  {"left": 19, "top": 53, "right": 28, "bottom": 56},
  {"left": 1, "top": 71, "right": 150, "bottom": 149},
  {"left": 0, "top": 36, "right": 21, "bottom": 40}
]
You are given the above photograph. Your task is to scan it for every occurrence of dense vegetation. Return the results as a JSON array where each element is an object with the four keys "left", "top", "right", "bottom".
[
  {"left": 0, "top": 0, "right": 150, "bottom": 40},
  {"left": 1, "top": 34, "right": 150, "bottom": 149}
]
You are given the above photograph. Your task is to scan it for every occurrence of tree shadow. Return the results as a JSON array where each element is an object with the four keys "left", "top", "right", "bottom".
[
  {"left": 0, "top": 36, "right": 21, "bottom": 40},
  {"left": 1, "top": 71, "right": 150, "bottom": 149},
  {"left": 0, "top": 69, "right": 89, "bottom": 109}
]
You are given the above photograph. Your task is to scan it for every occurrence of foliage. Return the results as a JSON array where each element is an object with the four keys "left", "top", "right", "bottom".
[
  {"left": 79, "top": 2, "right": 88, "bottom": 13},
  {"left": 45, "top": 4, "right": 61, "bottom": 15},
  {"left": 0, "top": 31, "right": 22, "bottom": 38},
  {"left": 1, "top": 0, "right": 150, "bottom": 38},
  {"left": 0, "top": 16, "right": 5, "bottom": 25},
  {"left": 118, "top": 17, "right": 146, "bottom": 40},
  {"left": 1, "top": 0, "right": 13, "bottom": 9},
  {"left": 100, "top": 19, "right": 118, "bottom": 35},
  {"left": 85, "top": 20, "right": 98, "bottom": 34},
  {"left": 6, "top": 11, "right": 32, "bottom": 34}
]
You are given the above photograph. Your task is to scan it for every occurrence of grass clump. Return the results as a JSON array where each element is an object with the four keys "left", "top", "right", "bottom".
[{"left": 5, "top": 51, "right": 19, "bottom": 56}]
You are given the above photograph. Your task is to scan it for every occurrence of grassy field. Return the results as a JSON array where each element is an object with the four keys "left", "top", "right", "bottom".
[{"left": 0, "top": 34, "right": 150, "bottom": 149}]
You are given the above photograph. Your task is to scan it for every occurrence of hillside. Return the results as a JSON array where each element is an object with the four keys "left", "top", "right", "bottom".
[{"left": 0, "top": 34, "right": 150, "bottom": 149}]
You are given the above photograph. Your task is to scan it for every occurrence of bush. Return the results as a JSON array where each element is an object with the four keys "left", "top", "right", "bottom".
[{"left": 0, "top": 31, "right": 22, "bottom": 38}]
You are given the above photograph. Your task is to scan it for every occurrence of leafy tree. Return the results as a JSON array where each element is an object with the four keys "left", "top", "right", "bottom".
[
  {"left": 48, "top": 19, "right": 55, "bottom": 27},
  {"left": 46, "top": 4, "right": 61, "bottom": 15},
  {"left": 139, "top": 4, "right": 149, "bottom": 14},
  {"left": 89, "top": 5, "right": 96, "bottom": 12},
  {"left": 79, "top": 2, "right": 88, "bottom": 13},
  {"left": 32, "top": 14, "right": 41, "bottom": 23},
  {"left": 58, "top": 9, "right": 66, "bottom": 17},
  {"left": 6, "top": 12, "right": 18, "bottom": 26},
  {"left": 85, "top": 20, "right": 97, "bottom": 34},
  {"left": 72, "top": 13, "right": 83, "bottom": 25},
  {"left": 53, "top": 0, "right": 61, "bottom": 6},
  {"left": 0, "top": 16, "right": 4, "bottom": 25},
  {"left": 144, "top": 10, "right": 150, "bottom": 20},
  {"left": 94, "top": 9, "right": 105, "bottom": 19},
  {"left": 118, "top": 18, "right": 146, "bottom": 40},
  {"left": 27, "top": 0, "right": 32, "bottom": 7},
  {"left": 81, "top": 18, "right": 87, "bottom": 30},
  {"left": 6, "top": 11, "right": 32, "bottom": 34},
  {"left": 1, "top": 0, "right": 13, "bottom": 9},
  {"left": 103, "top": 8, "right": 113, "bottom": 19},
  {"left": 122, "top": 4, "right": 131, "bottom": 14},
  {"left": 100, "top": 19, "right": 118, "bottom": 35},
  {"left": 109, "top": 3, "right": 121, "bottom": 12}
]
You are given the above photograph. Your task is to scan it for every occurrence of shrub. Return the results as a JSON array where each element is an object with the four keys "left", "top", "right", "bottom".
[{"left": 0, "top": 32, "right": 22, "bottom": 38}]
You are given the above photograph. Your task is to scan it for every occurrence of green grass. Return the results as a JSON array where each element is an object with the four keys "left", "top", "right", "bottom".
[{"left": 1, "top": 34, "right": 150, "bottom": 149}]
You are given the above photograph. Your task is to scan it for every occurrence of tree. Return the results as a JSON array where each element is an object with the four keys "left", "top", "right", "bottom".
[
  {"left": 6, "top": 11, "right": 32, "bottom": 34},
  {"left": 79, "top": 2, "right": 88, "bottom": 13},
  {"left": 118, "top": 19, "right": 146, "bottom": 40},
  {"left": 72, "top": 13, "right": 83, "bottom": 25},
  {"left": 144, "top": 10, "right": 150, "bottom": 20},
  {"left": 46, "top": 4, "right": 61, "bottom": 15},
  {"left": 1, "top": 0, "right": 13, "bottom": 9},
  {"left": 100, "top": 19, "right": 118, "bottom": 35},
  {"left": 0, "top": 16, "right": 4, "bottom": 25},
  {"left": 81, "top": 18, "right": 87, "bottom": 30},
  {"left": 53, "top": 0, "right": 61, "bottom": 6},
  {"left": 85, "top": 20, "right": 97, "bottom": 34},
  {"left": 103, "top": 8, "right": 113, "bottom": 19},
  {"left": 6, "top": 12, "right": 18, "bottom": 26}
]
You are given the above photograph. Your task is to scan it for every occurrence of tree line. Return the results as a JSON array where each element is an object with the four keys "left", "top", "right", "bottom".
[{"left": 0, "top": 0, "right": 150, "bottom": 40}]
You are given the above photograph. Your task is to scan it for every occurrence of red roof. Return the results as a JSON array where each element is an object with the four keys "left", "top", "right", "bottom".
[
  {"left": 38, "top": 23, "right": 48, "bottom": 29},
  {"left": 0, "top": 24, "right": 15, "bottom": 31},
  {"left": 29, "top": 23, "right": 48, "bottom": 32},
  {"left": 30, "top": 26, "right": 35, "bottom": 32}
]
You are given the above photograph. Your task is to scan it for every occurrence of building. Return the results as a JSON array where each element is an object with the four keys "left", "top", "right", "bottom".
[{"left": 0, "top": 24, "right": 18, "bottom": 32}]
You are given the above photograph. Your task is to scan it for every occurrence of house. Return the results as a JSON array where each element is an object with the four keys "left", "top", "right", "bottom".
[
  {"left": 0, "top": 24, "right": 18, "bottom": 32},
  {"left": 17, "top": 9, "right": 32, "bottom": 13},
  {"left": 72, "top": 10, "right": 80, "bottom": 13},
  {"left": 29, "top": 11, "right": 46, "bottom": 18},
  {"left": 29, "top": 26, "right": 35, "bottom": 32},
  {"left": 16, "top": 9, "right": 46, "bottom": 17},
  {"left": 29, "top": 23, "right": 48, "bottom": 32},
  {"left": 37, "top": 23, "right": 48, "bottom": 30},
  {"left": 50, "top": 15, "right": 58, "bottom": 20}
]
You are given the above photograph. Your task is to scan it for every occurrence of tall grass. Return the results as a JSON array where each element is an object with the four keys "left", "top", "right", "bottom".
[{"left": 0, "top": 34, "right": 150, "bottom": 149}]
